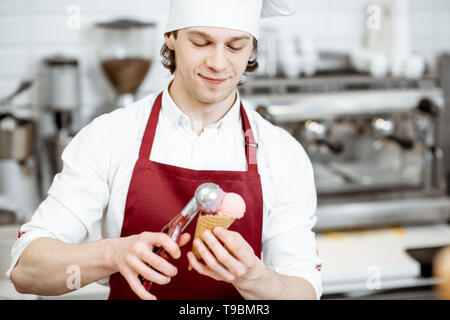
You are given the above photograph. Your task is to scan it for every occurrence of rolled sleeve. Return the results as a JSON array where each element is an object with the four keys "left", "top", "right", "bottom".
[
  {"left": 5, "top": 116, "right": 111, "bottom": 281},
  {"left": 5, "top": 224, "right": 56, "bottom": 281},
  {"left": 262, "top": 130, "right": 322, "bottom": 299}
]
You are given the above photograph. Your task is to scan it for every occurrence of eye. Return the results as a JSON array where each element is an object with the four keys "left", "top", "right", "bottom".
[
  {"left": 228, "top": 45, "right": 244, "bottom": 51},
  {"left": 192, "top": 41, "right": 209, "bottom": 47}
]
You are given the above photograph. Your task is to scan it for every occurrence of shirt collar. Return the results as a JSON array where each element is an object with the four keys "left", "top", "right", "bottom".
[{"left": 161, "top": 85, "right": 241, "bottom": 132}]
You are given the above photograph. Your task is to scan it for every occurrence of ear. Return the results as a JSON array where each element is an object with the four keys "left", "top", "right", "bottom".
[
  {"left": 251, "top": 37, "right": 258, "bottom": 55},
  {"left": 248, "top": 46, "right": 257, "bottom": 62},
  {"left": 164, "top": 32, "right": 176, "bottom": 50}
]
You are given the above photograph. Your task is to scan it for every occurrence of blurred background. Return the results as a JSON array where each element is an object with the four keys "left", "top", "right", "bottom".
[{"left": 0, "top": 0, "right": 450, "bottom": 300}]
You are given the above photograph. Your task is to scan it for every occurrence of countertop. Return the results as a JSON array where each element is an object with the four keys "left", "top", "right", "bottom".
[{"left": 317, "top": 223, "right": 450, "bottom": 296}]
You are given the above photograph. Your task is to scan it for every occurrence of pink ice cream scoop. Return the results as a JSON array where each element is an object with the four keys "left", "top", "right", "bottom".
[{"left": 216, "top": 192, "right": 246, "bottom": 219}]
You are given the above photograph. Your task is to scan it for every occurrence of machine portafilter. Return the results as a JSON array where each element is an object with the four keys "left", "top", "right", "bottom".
[
  {"left": 304, "top": 120, "right": 344, "bottom": 154},
  {"left": 371, "top": 118, "right": 414, "bottom": 150}
]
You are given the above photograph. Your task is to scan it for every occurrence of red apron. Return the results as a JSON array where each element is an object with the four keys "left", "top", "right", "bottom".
[{"left": 108, "top": 92, "right": 263, "bottom": 300}]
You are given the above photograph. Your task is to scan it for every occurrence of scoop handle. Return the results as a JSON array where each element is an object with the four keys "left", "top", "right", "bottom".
[{"left": 142, "top": 214, "right": 185, "bottom": 292}]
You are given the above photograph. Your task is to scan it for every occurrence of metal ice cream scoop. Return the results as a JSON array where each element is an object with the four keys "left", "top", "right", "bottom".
[{"left": 180, "top": 183, "right": 225, "bottom": 232}]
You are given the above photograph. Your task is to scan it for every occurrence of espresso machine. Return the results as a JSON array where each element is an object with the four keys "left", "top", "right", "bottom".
[
  {"left": 240, "top": 72, "right": 450, "bottom": 298},
  {"left": 241, "top": 75, "right": 450, "bottom": 230}
]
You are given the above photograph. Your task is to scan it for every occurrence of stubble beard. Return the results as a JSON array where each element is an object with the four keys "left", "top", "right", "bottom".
[
  {"left": 188, "top": 77, "right": 237, "bottom": 105},
  {"left": 191, "top": 86, "right": 234, "bottom": 104}
]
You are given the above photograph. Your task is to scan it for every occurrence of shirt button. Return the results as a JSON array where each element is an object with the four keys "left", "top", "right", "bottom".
[{"left": 178, "top": 116, "right": 189, "bottom": 128}]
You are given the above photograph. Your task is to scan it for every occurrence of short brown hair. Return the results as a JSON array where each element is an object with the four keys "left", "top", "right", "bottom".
[{"left": 160, "top": 30, "right": 258, "bottom": 75}]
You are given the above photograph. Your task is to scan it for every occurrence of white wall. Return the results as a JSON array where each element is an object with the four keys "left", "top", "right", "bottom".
[{"left": 0, "top": 0, "right": 449, "bottom": 125}]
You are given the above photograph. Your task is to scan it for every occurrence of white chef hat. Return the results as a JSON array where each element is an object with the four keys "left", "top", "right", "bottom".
[{"left": 164, "top": 0, "right": 296, "bottom": 40}]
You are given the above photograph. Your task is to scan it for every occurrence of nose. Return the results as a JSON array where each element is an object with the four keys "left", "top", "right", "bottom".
[{"left": 205, "top": 45, "right": 228, "bottom": 72}]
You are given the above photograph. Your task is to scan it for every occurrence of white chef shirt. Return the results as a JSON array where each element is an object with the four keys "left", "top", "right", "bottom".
[{"left": 6, "top": 86, "right": 322, "bottom": 299}]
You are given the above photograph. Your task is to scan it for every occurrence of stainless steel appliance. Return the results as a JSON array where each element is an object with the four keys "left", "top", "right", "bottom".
[
  {"left": 240, "top": 74, "right": 450, "bottom": 298},
  {"left": 0, "top": 81, "right": 41, "bottom": 224},
  {"left": 240, "top": 75, "right": 450, "bottom": 231},
  {"left": 40, "top": 55, "right": 80, "bottom": 189}
]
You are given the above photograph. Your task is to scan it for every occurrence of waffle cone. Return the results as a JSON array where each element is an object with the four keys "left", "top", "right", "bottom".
[{"left": 188, "top": 215, "right": 235, "bottom": 270}]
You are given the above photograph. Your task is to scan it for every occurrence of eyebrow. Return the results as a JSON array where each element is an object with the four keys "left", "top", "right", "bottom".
[{"left": 186, "top": 30, "right": 251, "bottom": 42}]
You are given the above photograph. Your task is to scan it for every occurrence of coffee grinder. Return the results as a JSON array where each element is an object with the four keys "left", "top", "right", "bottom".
[
  {"left": 95, "top": 19, "right": 157, "bottom": 108},
  {"left": 39, "top": 55, "right": 81, "bottom": 193}
]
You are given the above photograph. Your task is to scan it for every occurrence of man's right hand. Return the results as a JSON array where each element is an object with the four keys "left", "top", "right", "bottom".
[{"left": 110, "top": 231, "right": 191, "bottom": 300}]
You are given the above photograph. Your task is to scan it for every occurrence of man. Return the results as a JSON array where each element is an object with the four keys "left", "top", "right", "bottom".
[{"left": 7, "top": 0, "right": 322, "bottom": 300}]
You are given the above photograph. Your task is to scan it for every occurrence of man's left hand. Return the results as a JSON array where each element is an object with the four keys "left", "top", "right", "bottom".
[{"left": 187, "top": 227, "right": 263, "bottom": 287}]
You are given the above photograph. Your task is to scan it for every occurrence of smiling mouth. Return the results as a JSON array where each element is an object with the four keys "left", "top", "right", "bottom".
[{"left": 199, "top": 74, "right": 228, "bottom": 85}]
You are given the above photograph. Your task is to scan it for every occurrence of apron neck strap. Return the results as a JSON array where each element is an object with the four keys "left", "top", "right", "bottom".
[
  {"left": 139, "top": 92, "right": 163, "bottom": 160},
  {"left": 240, "top": 102, "right": 258, "bottom": 172},
  {"left": 140, "top": 92, "right": 258, "bottom": 172}
]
